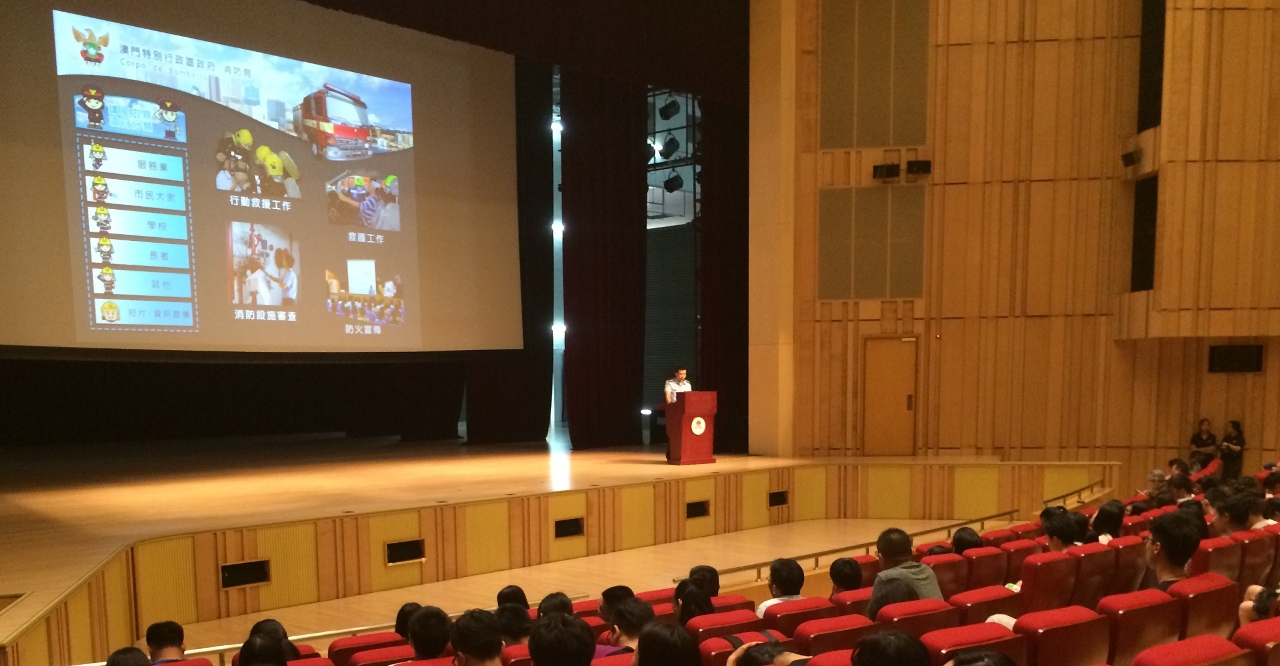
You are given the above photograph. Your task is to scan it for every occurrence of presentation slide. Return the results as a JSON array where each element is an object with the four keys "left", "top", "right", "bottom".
[{"left": 0, "top": 0, "right": 523, "bottom": 353}]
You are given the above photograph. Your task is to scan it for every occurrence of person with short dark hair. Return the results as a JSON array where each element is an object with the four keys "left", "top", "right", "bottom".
[
  {"left": 853, "top": 629, "right": 931, "bottom": 666},
  {"left": 1190, "top": 418, "right": 1218, "bottom": 471},
  {"left": 756, "top": 558, "right": 805, "bottom": 617},
  {"left": 537, "top": 592, "right": 573, "bottom": 618},
  {"left": 452, "top": 609, "right": 504, "bottom": 666},
  {"left": 674, "top": 578, "right": 714, "bottom": 626},
  {"left": 1266, "top": 497, "right": 1280, "bottom": 520},
  {"left": 865, "top": 576, "right": 920, "bottom": 621},
  {"left": 1042, "top": 511, "right": 1078, "bottom": 552},
  {"left": 599, "top": 585, "right": 634, "bottom": 624},
  {"left": 946, "top": 649, "right": 1018, "bottom": 666},
  {"left": 1176, "top": 499, "right": 1212, "bottom": 541},
  {"left": 606, "top": 597, "right": 655, "bottom": 655},
  {"left": 239, "top": 633, "right": 291, "bottom": 666},
  {"left": 1214, "top": 491, "right": 1270, "bottom": 535},
  {"left": 498, "top": 585, "right": 530, "bottom": 609},
  {"left": 1197, "top": 476, "right": 1221, "bottom": 494},
  {"left": 245, "top": 619, "right": 300, "bottom": 661},
  {"left": 1151, "top": 492, "right": 1176, "bottom": 508},
  {"left": 867, "top": 529, "right": 941, "bottom": 619},
  {"left": 1220, "top": 421, "right": 1246, "bottom": 481},
  {"left": 1128, "top": 499, "right": 1152, "bottom": 516},
  {"left": 495, "top": 603, "right": 533, "bottom": 646},
  {"left": 689, "top": 564, "right": 721, "bottom": 597},
  {"left": 1086, "top": 500, "right": 1125, "bottom": 545},
  {"left": 635, "top": 622, "right": 700, "bottom": 666},
  {"left": 1039, "top": 505, "right": 1067, "bottom": 523},
  {"left": 725, "top": 641, "right": 810, "bottom": 666},
  {"left": 1168, "top": 458, "right": 1191, "bottom": 478},
  {"left": 1068, "top": 512, "right": 1090, "bottom": 544},
  {"left": 408, "top": 606, "right": 452, "bottom": 660},
  {"left": 924, "top": 544, "right": 954, "bottom": 557},
  {"left": 106, "top": 647, "right": 151, "bottom": 666},
  {"left": 146, "top": 620, "right": 186, "bottom": 664},
  {"left": 829, "top": 557, "right": 862, "bottom": 597},
  {"left": 1148, "top": 511, "right": 1202, "bottom": 591},
  {"left": 395, "top": 602, "right": 422, "bottom": 639},
  {"left": 951, "top": 527, "right": 983, "bottom": 556},
  {"left": 528, "top": 613, "right": 595, "bottom": 666},
  {"left": 1168, "top": 474, "right": 1195, "bottom": 502}
]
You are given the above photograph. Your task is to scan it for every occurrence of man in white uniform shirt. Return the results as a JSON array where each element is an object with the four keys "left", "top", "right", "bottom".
[{"left": 664, "top": 367, "right": 691, "bottom": 405}]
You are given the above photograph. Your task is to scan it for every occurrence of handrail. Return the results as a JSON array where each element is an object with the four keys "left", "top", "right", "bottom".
[
  {"left": 681, "top": 508, "right": 1020, "bottom": 584},
  {"left": 1041, "top": 477, "right": 1109, "bottom": 508}
]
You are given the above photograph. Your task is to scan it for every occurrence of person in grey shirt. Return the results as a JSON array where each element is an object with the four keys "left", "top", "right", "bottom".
[{"left": 866, "top": 528, "right": 942, "bottom": 619}]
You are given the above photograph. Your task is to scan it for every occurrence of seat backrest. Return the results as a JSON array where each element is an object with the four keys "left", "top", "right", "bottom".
[
  {"left": 685, "top": 610, "right": 766, "bottom": 644},
  {"left": 1122, "top": 516, "right": 1149, "bottom": 537},
  {"left": 946, "top": 586, "right": 1021, "bottom": 626},
  {"left": 916, "top": 540, "right": 952, "bottom": 555},
  {"left": 573, "top": 599, "right": 600, "bottom": 617},
  {"left": 289, "top": 659, "right": 336, "bottom": 666},
  {"left": 698, "top": 630, "right": 790, "bottom": 666},
  {"left": 1107, "top": 536, "right": 1148, "bottom": 596},
  {"left": 792, "top": 615, "right": 879, "bottom": 656},
  {"left": 635, "top": 587, "right": 676, "bottom": 603},
  {"left": 1189, "top": 537, "right": 1243, "bottom": 580},
  {"left": 1067, "top": 542, "right": 1118, "bottom": 609},
  {"left": 921, "top": 553, "right": 968, "bottom": 600},
  {"left": 1010, "top": 522, "right": 1044, "bottom": 540},
  {"left": 963, "top": 547, "right": 1009, "bottom": 590},
  {"left": 1141, "top": 509, "right": 1165, "bottom": 521},
  {"left": 165, "top": 660, "right": 214, "bottom": 666},
  {"left": 711, "top": 594, "right": 756, "bottom": 613},
  {"left": 348, "top": 645, "right": 415, "bottom": 666},
  {"left": 875, "top": 598, "right": 960, "bottom": 637},
  {"left": 1001, "top": 539, "right": 1046, "bottom": 586},
  {"left": 761, "top": 597, "right": 838, "bottom": 636},
  {"left": 328, "top": 633, "right": 407, "bottom": 666},
  {"left": 1020, "top": 551, "right": 1079, "bottom": 614},
  {"left": 1131, "top": 635, "right": 1252, "bottom": 666},
  {"left": 582, "top": 615, "right": 609, "bottom": 639},
  {"left": 1232, "top": 529, "right": 1277, "bottom": 588},
  {"left": 982, "top": 529, "right": 1015, "bottom": 548},
  {"left": 1230, "top": 615, "right": 1280, "bottom": 666},
  {"left": 853, "top": 555, "right": 882, "bottom": 584},
  {"left": 1011, "top": 605, "right": 1110, "bottom": 666},
  {"left": 919, "top": 623, "right": 1028, "bottom": 666},
  {"left": 807, "top": 649, "right": 854, "bottom": 666},
  {"left": 1168, "top": 573, "right": 1239, "bottom": 640},
  {"left": 1097, "top": 589, "right": 1185, "bottom": 666},
  {"left": 831, "top": 588, "right": 873, "bottom": 617},
  {"left": 394, "top": 659, "right": 453, "bottom": 666},
  {"left": 650, "top": 602, "right": 677, "bottom": 624},
  {"left": 590, "top": 655, "right": 634, "bottom": 666},
  {"left": 501, "top": 644, "right": 531, "bottom": 666}
]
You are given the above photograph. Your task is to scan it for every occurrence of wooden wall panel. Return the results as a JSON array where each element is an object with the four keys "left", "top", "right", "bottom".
[
  {"left": 256, "top": 523, "right": 320, "bottom": 611},
  {"left": 132, "top": 537, "right": 198, "bottom": 631}
]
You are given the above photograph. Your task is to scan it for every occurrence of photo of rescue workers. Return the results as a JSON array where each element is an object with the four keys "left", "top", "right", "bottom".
[
  {"left": 326, "top": 172, "right": 401, "bottom": 232},
  {"left": 214, "top": 129, "right": 301, "bottom": 198}
]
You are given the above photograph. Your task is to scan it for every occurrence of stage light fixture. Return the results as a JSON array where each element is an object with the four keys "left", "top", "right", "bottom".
[
  {"left": 659, "top": 133, "right": 680, "bottom": 160},
  {"left": 640, "top": 408, "right": 653, "bottom": 415},
  {"left": 551, "top": 220, "right": 564, "bottom": 239},
  {"left": 550, "top": 119, "right": 563, "bottom": 134},
  {"left": 663, "top": 170, "right": 684, "bottom": 193},
  {"left": 658, "top": 95, "right": 681, "bottom": 121}
]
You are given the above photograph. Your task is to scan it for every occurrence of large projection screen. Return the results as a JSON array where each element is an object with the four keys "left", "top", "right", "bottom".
[{"left": 0, "top": 0, "right": 523, "bottom": 353}]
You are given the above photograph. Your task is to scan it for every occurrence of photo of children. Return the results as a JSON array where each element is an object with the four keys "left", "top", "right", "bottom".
[
  {"left": 326, "top": 171, "right": 400, "bottom": 231},
  {"left": 214, "top": 129, "right": 301, "bottom": 198},
  {"left": 324, "top": 260, "right": 405, "bottom": 327},
  {"left": 229, "top": 221, "right": 300, "bottom": 306}
]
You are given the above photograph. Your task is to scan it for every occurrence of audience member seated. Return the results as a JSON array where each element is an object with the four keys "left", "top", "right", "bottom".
[
  {"left": 945, "top": 649, "right": 1018, "bottom": 666},
  {"left": 244, "top": 619, "right": 301, "bottom": 661},
  {"left": 452, "top": 609, "right": 504, "bottom": 666},
  {"left": 1176, "top": 500, "right": 1212, "bottom": 540},
  {"left": 725, "top": 642, "right": 811, "bottom": 666},
  {"left": 395, "top": 602, "right": 422, "bottom": 639},
  {"left": 537, "top": 592, "right": 573, "bottom": 618},
  {"left": 951, "top": 527, "right": 984, "bottom": 556},
  {"left": 605, "top": 597, "right": 654, "bottom": 656},
  {"left": 757, "top": 558, "right": 806, "bottom": 618},
  {"left": 239, "top": 633, "right": 293, "bottom": 666},
  {"left": 1039, "top": 506, "right": 1067, "bottom": 523},
  {"left": 146, "top": 620, "right": 186, "bottom": 664},
  {"left": 1147, "top": 512, "right": 1201, "bottom": 591},
  {"left": 1151, "top": 491, "right": 1176, "bottom": 508},
  {"left": 1128, "top": 499, "right": 1153, "bottom": 516},
  {"left": 1264, "top": 473, "right": 1280, "bottom": 498},
  {"left": 498, "top": 585, "right": 530, "bottom": 610},
  {"left": 635, "top": 622, "right": 700, "bottom": 666},
  {"left": 1267, "top": 497, "right": 1280, "bottom": 522},
  {"left": 1068, "top": 512, "right": 1091, "bottom": 545},
  {"left": 106, "top": 647, "right": 150, "bottom": 666},
  {"left": 690, "top": 564, "right": 722, "bottom": 597},
  {"left": 852, "top": 630, "right": 931, "bottom": 666},
  {"left": 1197, "top": 476, "right": 1220, "bottom": 494},
  {"left": 1041, "top": 510, "right": 1078, "bottom": 553},
  {"left": 496, "top": 603, "right": 533, "bottom": 647},
  {"left": 1168, "top": 474, "right": 1196, "bottom": 504},
  {"left": 1144, "top": 470, "right": 1166, "bottom": 496},
  {"left": 1085, "top": 500, "right": 1125, "bottom": 545},
  {"left": 829, "top": 557, "right": 863, "bottom": 599},
  {"left": 865, "top": 577, "right": 920, "bottom": 621},
  {"left": 674, "top": 578, "right": 715, "bottom": 626},
  {"left": 1168, "top": 458, "right": 1191, "bottom": 478},
  {"left": 924, "top": 544, "right": 954, "bottom": 557},
  {"left": 598, "top": 585, "right": 634, "bottom": 624},
  {"left": 408, "top": 606, "right": 452, "bottom": 660},
  {"left": 867, "top": 528, "right": 942, "bottom": 619},
  {"left": 1213, "top": 491, "right": 1266, "bottom": 536},
  {"left": 529, "top": 613, "right": 595, "bottom": 666}
]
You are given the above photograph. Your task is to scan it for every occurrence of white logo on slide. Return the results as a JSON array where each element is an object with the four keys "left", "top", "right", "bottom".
[{"left": 691, "top": 417, "right": 706, "bottom": 436}]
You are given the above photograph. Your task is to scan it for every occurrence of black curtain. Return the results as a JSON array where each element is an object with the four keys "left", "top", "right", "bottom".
[
  {"left": 465, "top": 60, "right": 556, "bottom": 444},
  {"left": 560, "top": 71, "right": 649, "bottom": 449},
  {"left": 697, "top": 99, "right": 750, "bottom": 453}
]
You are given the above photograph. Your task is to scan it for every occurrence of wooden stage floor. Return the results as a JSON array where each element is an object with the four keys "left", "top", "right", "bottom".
[{"left": 0, "top": 434, "right": 994, "bottom": 649}]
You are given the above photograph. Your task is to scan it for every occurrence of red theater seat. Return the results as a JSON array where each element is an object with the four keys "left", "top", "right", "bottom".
[
  {"left": 963, "top": 547, "right": 1009, "bottom": 590},
  {"left": 793, "top": 615, "right": 880, "bottom": 656},
  {"left": 917, "top": 540, "right": 952, "bottom": 555},
  {"left": 1123, "top": 516, "right": 1150, "bottom": 537},
  {"left": 698, "top": 630, "right": 790, "bottom": 666},
  {"left": 501, "top": 644, "right": 531, "bottom": 666},
  {"left": 983, "top": 529, "right": 1016, "bottom": 548},
  {"left": 290, "top": 659, "right": 336, "bottom": 666},
  {"left": 1108, "top": 536, "right": 1149, "bottom": 595},
  {"left": 591, "top": 655, "right": 633, "bottom": 666},
  {"left": 636, "top": 587, "right": 676, "bottom": 603},
  {"left": 582, "top": 616, "right": 609, "bottom": 639},
  {"left": 1190, "top": 537, "right": 1243, "bottom": 581},
  {"left": 686, "top": 610, "right": 765, "bottom": 644},
  {"left": 1002, "top": 539, "right": 1045, "bottom": 586},
  {"left": 853, "top": 555, "right": 882, "bottom": 584},
  {"left": 394, "top": 659, "right": 453, "bottom": 666},
  {"left": 1068, "top": 542, "right": 1118, "bottom": 609},
  {"left": 651, "top": 602, "right": 676, "bottom": 624},
  {"left": 236, "top": 645, "right": 322, "bottom": 666},
  {"left": 920, "top": 623, "right": 1028, "bottom": 666},
  {"left": 1010, "top": 522, "right": 1044, "bottom": 541},
  {"left": 712, "top": 594, "right": 756, "bottom": 613},
  {"left": 1080, "top": 507, "right": 1098, "bottom": 518},
  {"left": 348, "top": 645, "right": 415, "bottom": 666},
  {"left": 1097, "top": 589, "right": 1185, "bottom": 666},
  {"left": 1231, "top": 615, "right": 1280, "bottom": 666},
  {"left": 574, "top": 599, "right": 600, "bottom": 617},
  {"left": 832, "top": 588, "right": 873, "bottom": 617},
  {"left": 164, "top": 660, "right": 214, "bottom": 666},
  {"left": 1132, "top": 635, "right": 1251, "bottom": 666},
  {"left": 949, "top": 585, "right": 1021, "bottom": 625},
  {"left": 1168, "top": 573, "right": 1239, "bottom": 639},
  {"left": 329, "top": 633, "right": 407, "bottom": 666},
  {"left": 1013, "top": 605, "right": 1110, "bottom": 666},
  {"left": 808, "top": 650, "right": 854, "bottom": 666},
  {"left": 762, "top": 597, "right": 838, "bottom": 636},
  {"left": 1020, "top": 551, "right": 1079, "bottom": 614},
  {"left": 1233, "top": 530, "right": 1278, "bottom": 588},
  {"left": 875, "top": 598, "right": 960, "bottom": 637},
  {"left": 921, "top": 553, "right": 968, "bottom": 600}
]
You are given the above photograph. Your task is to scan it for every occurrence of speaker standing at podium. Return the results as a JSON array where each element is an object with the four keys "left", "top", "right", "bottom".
[{"left": 664, "top": 366, "right": 691, "bottom": 405}]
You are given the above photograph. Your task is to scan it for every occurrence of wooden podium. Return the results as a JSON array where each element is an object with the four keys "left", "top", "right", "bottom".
[{"left": 666, "top": 391, "right": 716, "bottom": 465}]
